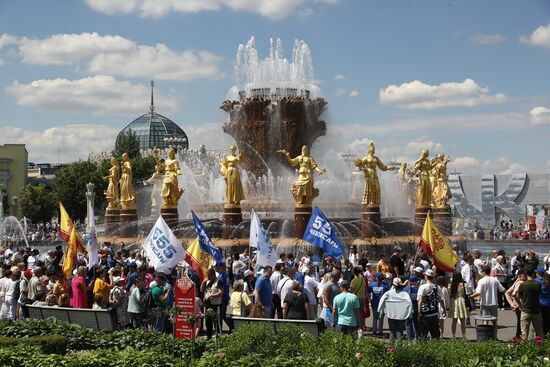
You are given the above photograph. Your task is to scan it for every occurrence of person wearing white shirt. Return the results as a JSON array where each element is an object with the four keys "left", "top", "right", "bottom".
[
  {"left": 471, "top": 265, "right": 505, "bottom": 338},
  {"left": 461, "top": 256, "right": 476, "bottom": 293},
  {"left": 349, "top": 246, "right": 359, "bottom": 267},
  {"left": 270, "top": 263, "right": 283, "bottom": 318},
  {"left": 473, "top": 249, "right": 484, "bottom": 274},
  {"left": 276, "top": 267, "right": 297, "bottom": 309},
  {"left": 303, "top": 267, "right": 320, "bottom": 319}
]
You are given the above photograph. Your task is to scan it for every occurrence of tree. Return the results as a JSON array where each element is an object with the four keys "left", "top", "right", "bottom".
[
  {"left": 54, "top": 161, "right": 105, "bottom": 221},
  {"left": 18, "top": 184, "right": 58, "bottom": 223},
  {"left": 112, "top": 129, "right": 141, "bottom": 159}
]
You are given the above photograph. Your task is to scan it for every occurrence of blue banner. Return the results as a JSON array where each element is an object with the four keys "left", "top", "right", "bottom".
[
  {"left": 302, "top": 206, "right": 344, "bottom": 259},
  {"left": 191, "top": 211, "right": 224, "bottom": 266}
]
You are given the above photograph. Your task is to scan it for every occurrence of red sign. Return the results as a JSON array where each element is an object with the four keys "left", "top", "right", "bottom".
[{"left": 174, "top": 274, "right": 196, "bottom": 339}]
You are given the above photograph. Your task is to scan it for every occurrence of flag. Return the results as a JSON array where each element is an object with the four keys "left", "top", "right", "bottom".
[
  {"left": 191, "top": 211, "right": 224, "bottom": 266},
  {"left": 62, "top": 225, "right": 79, "bottom": 280},
  {"left": 142, "top": 216, "right": 186, "bottom": 274},
  {"left": 250, "top": 209, "right": 277, "bottom": 268},
  {"left": 87, "top": 204, "right": 99, "bottom": 269},
  {"left": 184, "top": 238, "right": 212, "bottom": 282},
  {"left": 59, "top": 203, "right": 85, "bottom": 253},
  {"left": 303, "top": 206, "right": 344, "bottom": 259},
  {"left": 419, "top": 213, "right": 458, "bottom": 273}
]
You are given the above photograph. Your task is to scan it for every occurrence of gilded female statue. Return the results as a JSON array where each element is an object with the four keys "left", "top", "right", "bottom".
[
  {"left": 278, "top": 145, "right": 326, "bottom": 207},
  {"left": 160, "top": 148, "right": 184, "bottom": 208},
  {"left": 412, "top": 149, "right": 436, "bottom": 208},
  {"left": 219, "top": 145, "right": 245, "bottom": 207},
  {"left": 433, "top": 154, "right": 452, "bottom": 208},
  {"left": 353, "top": 142, "right": 394, "bottom": 207},
  {"left": 104, "top": 158, "right": 120, "bottom": 209},
  {"left": 119, "top": 153, "right": 135, "bottom": 209}
]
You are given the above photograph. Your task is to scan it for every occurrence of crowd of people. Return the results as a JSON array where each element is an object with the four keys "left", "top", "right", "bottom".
[{"left": 0, "top": 240, "right": 549, "bottom": 342}]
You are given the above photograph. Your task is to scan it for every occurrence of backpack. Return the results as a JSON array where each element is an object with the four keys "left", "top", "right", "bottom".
[{"left": 139, "top": 288, "right": 154, "bottom": 315}]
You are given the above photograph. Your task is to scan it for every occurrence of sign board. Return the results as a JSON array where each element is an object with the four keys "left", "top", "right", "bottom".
[{"left": 174, "top": 274, "right": 196, "bottom": 339}]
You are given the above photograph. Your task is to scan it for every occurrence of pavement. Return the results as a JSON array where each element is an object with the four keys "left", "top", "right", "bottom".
[{"left": 371, "top": 307, "right": 519, "bottom": 341}]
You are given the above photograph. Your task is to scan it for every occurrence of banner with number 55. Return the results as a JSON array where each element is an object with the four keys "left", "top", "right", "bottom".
[
  {"left": 143, "top": 216, "right": 185, "bottom": 274},
  {"left": 303, "top": 206, "right": 344, "bottom": 260}
]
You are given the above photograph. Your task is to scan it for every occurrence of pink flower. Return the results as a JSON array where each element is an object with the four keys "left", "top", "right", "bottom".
[
  {"left": 535, "top": 336, "right": 543, "bottom": 346},
  {"left": 386, "top": 347, "right": 396, "bottom": 353},
  {"left": 355, "top": 352, "right": 361, "bottom": 360},
  {"left": 218, "top": 352, "right": 225, "bottom": 358}
]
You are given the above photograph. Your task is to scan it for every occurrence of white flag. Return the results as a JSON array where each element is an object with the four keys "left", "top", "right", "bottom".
[
  {"left": 87, "top": 205, "right": 99, "bottom": 269},
  {"left": 142, "top": 216, "right": 185, "bottom": 273},
  {"left": 249, "top": 210, "right": 277, "bottom": 268}
]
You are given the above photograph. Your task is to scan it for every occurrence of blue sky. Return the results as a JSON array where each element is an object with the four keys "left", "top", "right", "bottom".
[{"left": 0, "top": 0, "right": 549, "bottom": 174}]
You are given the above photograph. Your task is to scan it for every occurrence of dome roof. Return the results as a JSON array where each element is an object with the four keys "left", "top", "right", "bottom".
[
  {"left": 116, "top": 81, "right": 188, "bottom": 151},
  {"left": 117, "top": 111, "right": 189, "bottom": 151}
]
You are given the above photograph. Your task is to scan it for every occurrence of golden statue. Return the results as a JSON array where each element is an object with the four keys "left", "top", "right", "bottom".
[
  {"left": 432, "top": 154, "right": 452, "bottom": 208},
  {"left": 219, "top": 145, "right": 245, "bottom": 207},
  {"left": 353, "top": 142, "right": 394, "bottom": 207},
  {"left": 119, "top": 153, "right": 135, "bottom": 209},
  {"left": 104, "top": 158, "right": 120, "bottom": 209},
  {"left": 158, "top": 148, "right": 184, "bottom": 208},
  {"left": 412, "top": 149, "right": 436, "bottom": 208},
  {"left": 278, "top": 145, "right": 326, "bottom": 207}
]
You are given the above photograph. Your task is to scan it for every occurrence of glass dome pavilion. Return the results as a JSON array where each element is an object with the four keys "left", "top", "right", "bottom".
[{"left": 116, "top": 81, "right": 188, "bottom": 151}]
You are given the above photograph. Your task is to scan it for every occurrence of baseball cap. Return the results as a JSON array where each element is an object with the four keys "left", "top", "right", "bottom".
[
  {"left": 408, "top": 275, "right": 419, "bottom": 282},
  {"left": 376, "top": 272, "right": 384, "bottom": 278},
  {"left": 536, "top": 268, "right": 545, "bottom": 275},
  {"left": 113, "top": 276, "right": 124, "bottom": 284},
  {"left": 414, "top": 267, "right": 424, "bottom": 273},
  {"left": 23, "top": 269, "right": 33, "bottom": 276},
  {"left": 425, "top": 269, "right": 435, "bottom": 277},
  {"left": 392, "top": 277, "right": 403, "bottom": 287}
]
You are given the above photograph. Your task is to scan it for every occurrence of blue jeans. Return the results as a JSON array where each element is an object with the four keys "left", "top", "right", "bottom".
[
  {"left": 371, "top": 307, "right": 384, "bottom": 334},
  {"left": 152, "top": 307, "right": 166, "bottom": 333},
  {"left": 406, "top": 311, "right": 420, "bottom": 340}
]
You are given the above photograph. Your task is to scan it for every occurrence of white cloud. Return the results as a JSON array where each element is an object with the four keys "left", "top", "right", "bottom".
[
  {"left": 88, "top": 44, "right": 224, "bottom": 81},
  {"left": 0, "top": 34, "right": 18, "bottom": 49},
  {"left": 481, "top": 158, "right": 528, "bottom": 175},
  {"left": 529, "top": 106, "right": 550, "bottom": 125},
  {"left": 334, "top": 74, "right": 346, "bottom": 80},
  {"left": 85, "top": 0, "right": 307, "bottom": 20},
  {"left": 0, "top": 124, "right": 119, "bottom": 163},
  {"left": 15, "top": 32, "right": 134, "bottom": 65},
  {"left": 5, "top": 75, "right": 181, "bottom": 116},
  {"left": 298, "top": 8, "right": 314, "bottom": 17},
  {"left": 471, "top": 33, "right": 507, "bottom": 45},
  {"left": 349, "top": 90, "right": 359, "bottom": 97},
  {"left": 1, "top": 32, "right": 224, "bottom": 81},
  {"left": 449, "top": 156, "right": 480, "bottom": 171},
  {"left": 403, "top": 137, "right": 443, "bottom": 157},
  {"left": 335, "top": 88, "right": 348, "bottom": 96},
  {"left": 520, "top": 23, "right": 550, "bottom": 49},
  {"left": 379, "top": 78, "right": 507, "bottom": 109},
  {"left": 0, "top": 59, "right": 4, "bottom": 66},
  {"left": 184, "top": 123, "right": 235, "bottom": 150}
]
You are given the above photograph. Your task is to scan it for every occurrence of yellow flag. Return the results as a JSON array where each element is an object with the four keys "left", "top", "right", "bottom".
[
  {"left": 184, "top": 238, "right": 212, "bottom": 283},
  {"left": 59, "top": 203, "right": 84, "bottom": 252},
  {"left": 62, "top": 225, "right": 78, "bottom": 280},
  {"left": 419, "top": 214, "right": 458, "bottom": 273}
]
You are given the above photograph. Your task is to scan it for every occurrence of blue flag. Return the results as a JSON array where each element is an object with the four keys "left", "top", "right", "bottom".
[
  {"left": 191, "top": 211, "right": 224, "bottom": 266},
  {"left": 302, "top": 206, "right": 344, "bottom": 259}
]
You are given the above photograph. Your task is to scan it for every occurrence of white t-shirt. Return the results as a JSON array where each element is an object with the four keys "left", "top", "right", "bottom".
[
  {"left": 303, "top": 274, "right": 319, "bottom": 305},
  {"left": 277, "top": 276, "right": 293, "bottom": 308},
  {"left": 417, "top": 282, "right": 441, "bottom": 317},
  {"left": 475, "top": 276, "right": 505, "bottom": 306},
  {"left": 27, "top": 255, "right": 36, "bottom": 270},
  {"left": 270, "top": 271, "right": 282, "bottom": 295}
]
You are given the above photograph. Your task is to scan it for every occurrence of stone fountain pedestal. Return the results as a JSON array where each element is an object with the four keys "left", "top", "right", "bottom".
[
  {"left": 120, "top": 207, "right": 138, "bottom": 238},
  {"left": 223, "top": 205, "right": 242, "bottom": 239},
  {"left": 104, "top": 208, "right": 120, "bottom": 236},
  {"left": 294, "top": 206, "right": 312, "bottom": 238},
  {"left": 361, "top": 205, "right": 380, "bottom": 238},
  {"left": 161, "top": 207, "right": 179, "bottom": 229},
  {"left": 414, "top": 206, "right": 431, "bottom": 235},
  {"left": 432, "top": 206, "right": 452, "bottom": 236}
]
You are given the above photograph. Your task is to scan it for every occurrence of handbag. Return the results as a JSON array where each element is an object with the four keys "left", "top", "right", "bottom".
[{"left": 463, "top": 283, "right": 473, "bottom": 311}]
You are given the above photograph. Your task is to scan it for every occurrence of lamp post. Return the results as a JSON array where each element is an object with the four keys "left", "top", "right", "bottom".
[{"left": 85, "top": 182, "right": 95, "bottom": 233}]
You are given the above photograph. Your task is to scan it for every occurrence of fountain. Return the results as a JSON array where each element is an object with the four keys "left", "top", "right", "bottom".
[{"left": 99, "top": 37, "right": 463, "bottom": 259}]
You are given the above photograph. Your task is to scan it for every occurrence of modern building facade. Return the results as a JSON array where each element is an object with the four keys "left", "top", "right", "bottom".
[
  {"left": 450, "top": 173, "right": 550, "bottom": 228},
  {"left": 0, "top": 144, "right": 28, "bottom": 217}
]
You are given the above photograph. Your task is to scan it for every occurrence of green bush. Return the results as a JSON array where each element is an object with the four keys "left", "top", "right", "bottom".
[{"left": 0, "top": 335, "right": 68, "bottom": 355}]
